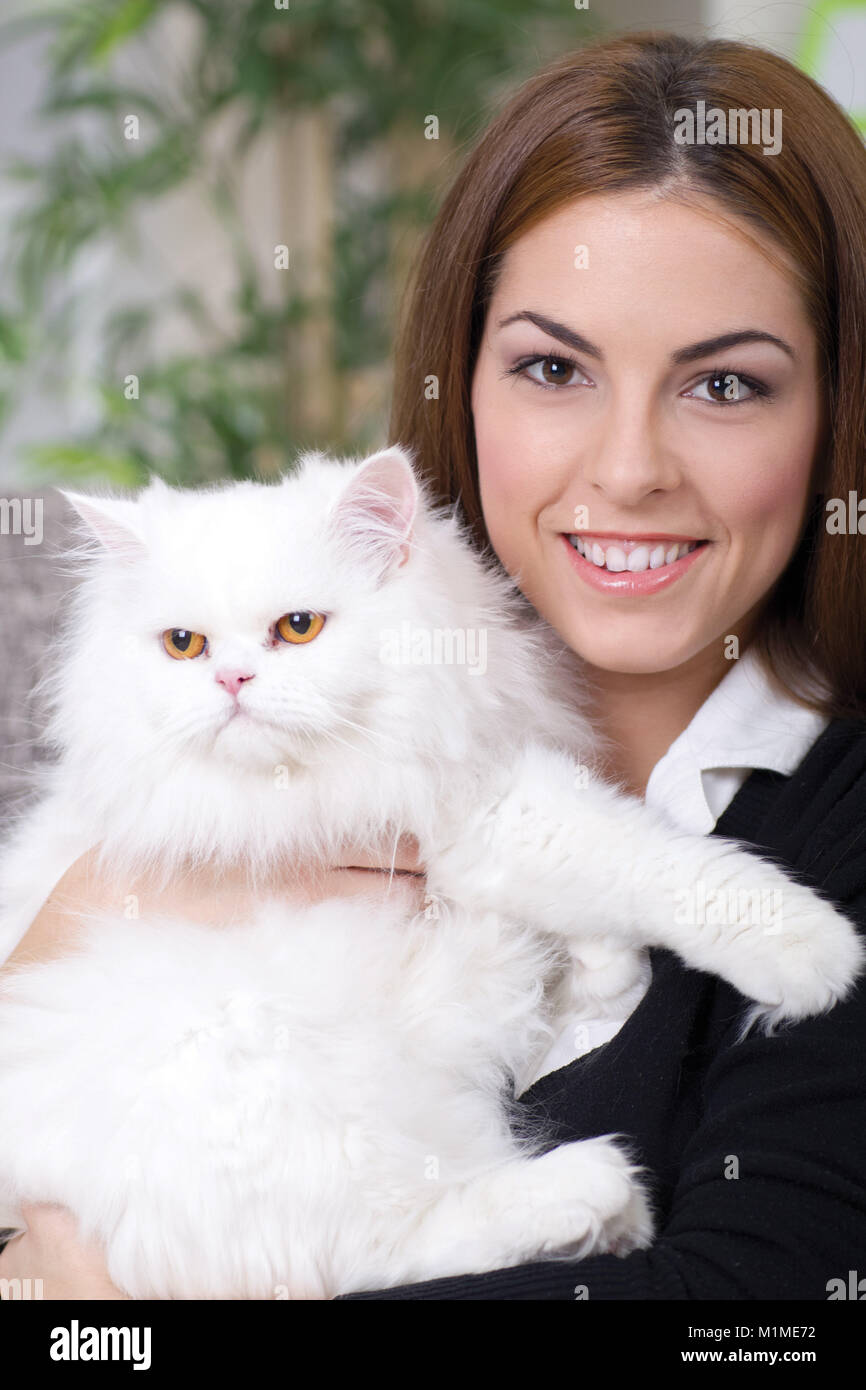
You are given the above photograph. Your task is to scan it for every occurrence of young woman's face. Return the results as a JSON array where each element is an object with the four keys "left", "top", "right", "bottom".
[{"left": 470, "top": 192, "right": 826, "bottom": 675}]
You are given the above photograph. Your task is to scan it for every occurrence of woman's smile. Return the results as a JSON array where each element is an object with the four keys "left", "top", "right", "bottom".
[{"left": 560, "top": 531, "right": 711, "bottom": 594}]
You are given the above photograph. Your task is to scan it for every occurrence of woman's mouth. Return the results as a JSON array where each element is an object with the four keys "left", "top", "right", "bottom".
[{"left": 561, "top": 532, "right": 710, "bottom": 594}]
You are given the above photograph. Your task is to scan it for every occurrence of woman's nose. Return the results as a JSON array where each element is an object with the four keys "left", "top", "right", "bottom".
[{"left": 582, "top": 399, "right": 681, "bottom": 503}]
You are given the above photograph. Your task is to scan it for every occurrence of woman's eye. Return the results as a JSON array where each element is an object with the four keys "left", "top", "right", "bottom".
[
  {"left": 686, "top": 371, "right": 767, "bottom": 405},
  {"left": 511, "top": 355, "right": 590, "bottom": 389},
  {"left": 163, "top": 629, "right": 208, "bottom": 660},
  {"left": 275, "top": 611, "right": 326, "bottom": 645}
]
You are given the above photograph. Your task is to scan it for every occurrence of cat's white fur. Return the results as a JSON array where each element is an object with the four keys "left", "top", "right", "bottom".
[{"left": 0, "top": 446, "right": 862, "bottom": 1299}]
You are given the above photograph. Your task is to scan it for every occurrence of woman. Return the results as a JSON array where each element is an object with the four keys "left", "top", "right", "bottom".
[{"left": 2, "top": 30, "right": 866, "bottom": 1299}]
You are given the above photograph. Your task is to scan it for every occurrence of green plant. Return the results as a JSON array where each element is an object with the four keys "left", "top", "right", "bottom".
[{"left": 0, "top": 0, "right": 599, "bottom": 486}]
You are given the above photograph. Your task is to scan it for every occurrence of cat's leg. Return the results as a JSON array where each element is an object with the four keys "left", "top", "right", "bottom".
[
  {"left": 423, "top": 742, "right": 866, "bottom": 1032},
  {"left": 335, "top": 1134, "right": 654, "bottom": 1294}
]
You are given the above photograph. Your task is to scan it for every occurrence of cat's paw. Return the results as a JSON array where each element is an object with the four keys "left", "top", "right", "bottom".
[
  {"left": 422, "top": 807, "right": 509, "bottom": 913},
  {"left": 516, "top": 1137, "right": 655, "bottom": 1262},
  {"left": 716, "top": 875, "right": 866, "bottom": 1031},
  {"left": 567, "top": 940, "right": 649, "bottom": 1013}
]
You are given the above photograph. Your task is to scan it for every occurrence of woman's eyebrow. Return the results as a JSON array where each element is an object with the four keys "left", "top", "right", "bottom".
[
  {"left": 496, "top": 311, "right": 602, "bottom": 358},
  {"left": 671, "top": 329, "right": 796, "bottom": 363},
  {"left": 496, "top": 311, "right": 796, "bottom": 364}
]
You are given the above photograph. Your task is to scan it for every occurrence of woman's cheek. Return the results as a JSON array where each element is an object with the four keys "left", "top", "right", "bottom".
[
  {"left": 717, "top": 440, "right": 813, "bottom": 558},
  {"left": 708, "top": 452, "right": 814, "bottom": 623},
  {"left": 475, "top": 420, "right": 540, "bottom": 555},
  {"left": 477, "top": 468, "right": 525, "bottom": 578}
]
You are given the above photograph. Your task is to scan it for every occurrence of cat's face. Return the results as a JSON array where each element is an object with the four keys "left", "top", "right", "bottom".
[{"left": 57, "top": 448, "right": 421, "bottom": 775}]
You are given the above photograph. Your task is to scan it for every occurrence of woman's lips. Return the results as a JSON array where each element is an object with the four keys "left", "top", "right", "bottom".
[{"left": 560, "top": 532, "right": 710, "bottom": 594}]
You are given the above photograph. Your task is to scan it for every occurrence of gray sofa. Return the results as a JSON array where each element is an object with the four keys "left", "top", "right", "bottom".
[{"left": 0, "top": 488, "right": 74, "bottom": 825}]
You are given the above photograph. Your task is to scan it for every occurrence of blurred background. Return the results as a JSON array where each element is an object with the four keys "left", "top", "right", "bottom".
[
  {"left": 0, "top": 0, "right": 863, "bottom": 808},
  {"left": 0, "top": 0, "right": 863, "bottom": 493}
]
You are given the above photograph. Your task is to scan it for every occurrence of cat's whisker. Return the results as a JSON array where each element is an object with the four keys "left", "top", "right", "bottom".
[
  {"left": 92, "top": 708, "right": 228, "bottom": 777},
  {"left": 314, "top": 723, "right": 384, "bottom": 765},
  {"left": 251, "top": 705, "right": 401, "bottom": 766},
  {"left": 328, "top": 713, "right": 402, "bottom": 759}
]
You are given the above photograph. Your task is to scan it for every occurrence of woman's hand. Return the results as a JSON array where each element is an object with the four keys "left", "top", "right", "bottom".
[
  {"left": 0, "top": 1203, "right": 131, "bottom": 1300},
  {"left": 0, "top": 832, "right": 426, "bottom": 1297},
  {"left": 1, "top": 833, "right": 426, "bottom": 974}
]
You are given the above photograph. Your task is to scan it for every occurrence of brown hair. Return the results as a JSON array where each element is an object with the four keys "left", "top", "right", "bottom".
[{"left": 388, "top": 31, "right": 866, "bottom": 720}]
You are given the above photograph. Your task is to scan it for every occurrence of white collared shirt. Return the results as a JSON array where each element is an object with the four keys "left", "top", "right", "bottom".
[
  {"left": 643, "top": 643, "right": 829, "bottom": 835},
  {"left": 524, "top": 646, "right": 830, "bottom": 1089}
]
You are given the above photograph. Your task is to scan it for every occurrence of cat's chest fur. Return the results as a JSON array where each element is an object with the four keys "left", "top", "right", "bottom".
[{"left": 0, "top": 890, "right": 572, "bottom": 1298}]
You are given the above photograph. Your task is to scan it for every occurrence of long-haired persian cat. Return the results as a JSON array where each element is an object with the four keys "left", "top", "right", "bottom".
[{"left": 0, "top": 445, "right": 861, "bottom": 1298}]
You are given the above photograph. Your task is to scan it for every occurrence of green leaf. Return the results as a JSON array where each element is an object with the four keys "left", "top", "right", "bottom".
[
  {"left": 47, "top": 0, "right": 165, "bottom": 74},
  {"left": 22, "top": 442, "right": 148, "bottom": 486},
  {"left": 0, "top": 311, "right": 28, "bottom": 362}
]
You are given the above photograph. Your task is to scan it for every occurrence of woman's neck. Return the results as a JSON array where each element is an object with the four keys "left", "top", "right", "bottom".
[{"left": 584, "top": 642, "right": 738, "bottom": 799}]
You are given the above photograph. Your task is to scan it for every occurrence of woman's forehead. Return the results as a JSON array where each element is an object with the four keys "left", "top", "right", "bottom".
[{"left": 486, "top": 192, "right": 814, "bottom": 349}]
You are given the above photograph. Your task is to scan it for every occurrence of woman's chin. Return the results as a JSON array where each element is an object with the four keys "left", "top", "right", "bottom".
[{"left": 549, "top": 623, "right": 702, "bottom": 677}]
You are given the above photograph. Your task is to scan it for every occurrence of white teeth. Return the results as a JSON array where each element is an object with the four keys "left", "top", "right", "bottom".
[{"left": 570, "top": 536, "right": 699, "bottom": 572}]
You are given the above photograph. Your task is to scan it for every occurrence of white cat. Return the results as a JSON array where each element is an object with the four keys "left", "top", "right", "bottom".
[{"left": 0, "top": 445, "right": 861, "bottom": 1299}]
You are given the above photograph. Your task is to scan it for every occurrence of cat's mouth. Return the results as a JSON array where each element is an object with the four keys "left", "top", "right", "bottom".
[
  {"left": 220, "top": 704, "right": 280, "bottom": 734},
  {"left": 221, "top": 704, "right": 256, "bottom": 728}
]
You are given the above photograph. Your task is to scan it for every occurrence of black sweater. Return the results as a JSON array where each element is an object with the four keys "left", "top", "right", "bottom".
[{"left": 337, "top": 715, "right": 866, "bottom": 1299}]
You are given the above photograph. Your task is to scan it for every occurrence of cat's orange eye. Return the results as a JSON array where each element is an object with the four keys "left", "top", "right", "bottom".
[
  {"left": 163, "top": 629, "right": 208, "bottom": 660},
  {"left": 275, "top": 611, "right": 325, "bottom": 645}
]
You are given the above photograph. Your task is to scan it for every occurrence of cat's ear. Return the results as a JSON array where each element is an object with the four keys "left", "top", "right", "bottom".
[
  {"left": 58, "top": 489, "right": 145, "bottom": 560},
  {"left": 329, "top": 445, "right": 419, "bottom": 580}
]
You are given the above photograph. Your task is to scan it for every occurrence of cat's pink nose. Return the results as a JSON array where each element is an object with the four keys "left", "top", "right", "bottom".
[{"left": 215, "top": 668, "right": 255, "bottom": 698}]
